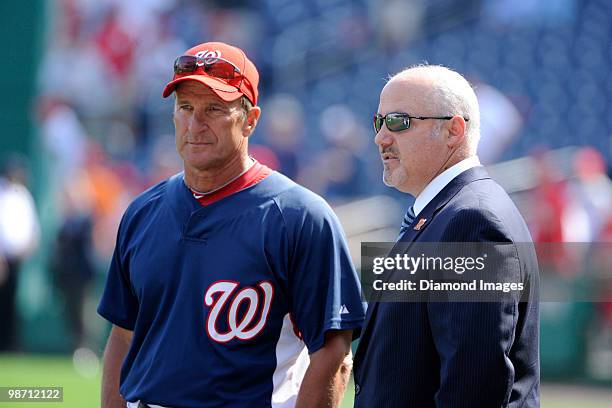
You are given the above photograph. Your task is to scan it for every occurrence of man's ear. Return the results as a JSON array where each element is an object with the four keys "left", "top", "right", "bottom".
[
  {"left": 447, "top": 115, "right": 467, "bottom": 148},
  {"left": 243, "top": 106, "right": 262, "bottom": 137}
]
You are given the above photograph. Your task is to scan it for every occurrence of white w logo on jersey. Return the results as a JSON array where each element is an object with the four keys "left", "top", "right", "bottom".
[{"left": 204, "top": 281, "right": 274, "bottom": 343}]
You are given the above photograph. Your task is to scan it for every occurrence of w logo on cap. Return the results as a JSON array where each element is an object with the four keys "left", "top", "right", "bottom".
[
  {"left": 163, "top": 41, "right": 260, "bottom": 105},
  {"left": 195, "top": 50, "right": 222, "bottom": 65}
]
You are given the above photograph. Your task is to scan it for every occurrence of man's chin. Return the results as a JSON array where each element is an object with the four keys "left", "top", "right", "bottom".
[
  {"left": 383, "top": 171, "right": 397, "bottom": 188},
  {"left": 383, "top": 171, "right": 411, "bottom": 192}
]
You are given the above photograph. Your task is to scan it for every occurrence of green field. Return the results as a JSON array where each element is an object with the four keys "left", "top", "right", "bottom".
[
  {"left": 0, "top": 354, "right": 99, "bottom": 407},
  {"left": 1, "top": 354, "right": 611, "bottom": 407}
]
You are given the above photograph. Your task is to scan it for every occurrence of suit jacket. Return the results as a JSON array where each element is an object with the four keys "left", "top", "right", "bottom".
[{"left": 354, "top": 166, "right": 540, "bottom": 408}]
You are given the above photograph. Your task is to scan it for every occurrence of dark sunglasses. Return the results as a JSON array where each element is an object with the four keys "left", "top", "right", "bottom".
[
  {"left": 173, "top": 55, "right": 242, "bottom": 80},
  {"left": 373, "top": 112, "right": 469, "bottom": 133}
]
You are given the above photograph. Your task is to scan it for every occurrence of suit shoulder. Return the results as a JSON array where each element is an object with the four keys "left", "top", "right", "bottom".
[
  {"left": 440, "top": 206, "right": 508, "bottom": 242},
  {"left": 442, "top": 178, "right": 532, "bottom": 242}
]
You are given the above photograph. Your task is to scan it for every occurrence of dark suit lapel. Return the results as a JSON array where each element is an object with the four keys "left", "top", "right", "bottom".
[
  {"left": 398, "top": 166, "right": 490, "bottom": 243},
  {"left": 359, "top": 166, "right": 491, "bottom": 346}
]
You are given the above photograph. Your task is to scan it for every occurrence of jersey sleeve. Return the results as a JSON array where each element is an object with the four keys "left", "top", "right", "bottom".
[
  {"left": 97, "top": 213, "right": 139, "bottom": 330},
  {"left": 286, "top": 199, "right": 365, "bottom": 354}
]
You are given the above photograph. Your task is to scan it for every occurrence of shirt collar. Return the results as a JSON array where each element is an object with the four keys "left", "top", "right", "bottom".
[
  {"left": 413, "top": 156, "right": 481, "bottom": 216},
  {"left": 187, "top": 157, "right": 256, "bottom": 197}
]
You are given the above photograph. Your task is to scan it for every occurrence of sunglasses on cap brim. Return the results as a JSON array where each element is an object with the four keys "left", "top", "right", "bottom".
[{"left": 173, "top": 55, "right": 242, "bottom": 80}]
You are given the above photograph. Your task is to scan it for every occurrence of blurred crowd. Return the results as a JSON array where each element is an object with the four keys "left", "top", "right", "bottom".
[
  {"left": 1, "top": 0, "right": 612, "bottom": 380},
  {"left": 0, "top": 157, "right": 40, "bottom": 351}
]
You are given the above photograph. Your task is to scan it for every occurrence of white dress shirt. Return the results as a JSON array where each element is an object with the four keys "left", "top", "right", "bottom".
[{"left": 413, "top": 156, "right": 482, "bottom": 217}]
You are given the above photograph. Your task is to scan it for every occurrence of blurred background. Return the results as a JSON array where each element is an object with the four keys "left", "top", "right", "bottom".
[{"left": 1, "top": 0, "right": 612, "bottom": 406}]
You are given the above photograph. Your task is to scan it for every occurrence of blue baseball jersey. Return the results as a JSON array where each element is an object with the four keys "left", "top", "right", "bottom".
[{"left": 97, "top": 171, "right": 365, "bottom": 407}]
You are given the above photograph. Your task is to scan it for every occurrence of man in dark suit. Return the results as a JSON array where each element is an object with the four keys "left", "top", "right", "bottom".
[{"left": 353, "top": 65, "right": 539, "bottom": 407}]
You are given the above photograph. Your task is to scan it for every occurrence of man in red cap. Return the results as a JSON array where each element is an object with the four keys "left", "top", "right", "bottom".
[{"left": 98, "top": 42, "right": 364, "bottom": 408}]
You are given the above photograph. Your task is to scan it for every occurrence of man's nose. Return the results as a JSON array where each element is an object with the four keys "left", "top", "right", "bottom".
[
  {"left": 189, "top": 108, "right": 209, "bottom": 132},
  {"left": 374, "top": 128, "right": 393, "bottom": 147}
]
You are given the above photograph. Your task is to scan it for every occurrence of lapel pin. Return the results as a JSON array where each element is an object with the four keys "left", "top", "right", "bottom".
[{"left": 414, "top": 218, "right": 427, "bottom": 231}]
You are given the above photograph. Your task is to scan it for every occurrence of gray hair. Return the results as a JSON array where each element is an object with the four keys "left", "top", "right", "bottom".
[{"left": 390, "top": 64, "right": 481, "bottom": 155}]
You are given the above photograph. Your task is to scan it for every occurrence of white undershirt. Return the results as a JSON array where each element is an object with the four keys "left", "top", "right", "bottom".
[{"left": 413, "top": 156, "right": 482, "bottom": 217}]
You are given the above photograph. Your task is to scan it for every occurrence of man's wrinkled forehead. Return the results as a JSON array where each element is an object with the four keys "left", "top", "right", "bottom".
[
  {"left": 175, "top": 81, "right": 216, "bottom": 96},
  {"left": 175, "top": 81, "right": 228, "bottom": 103},
  {"left": 380, "top": 77, "right": 435, "bottom": 114}
]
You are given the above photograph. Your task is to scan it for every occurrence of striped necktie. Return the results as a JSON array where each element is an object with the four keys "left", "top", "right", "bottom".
[{"left": 399, "top": 206, "right": 416, "bottom": 235}]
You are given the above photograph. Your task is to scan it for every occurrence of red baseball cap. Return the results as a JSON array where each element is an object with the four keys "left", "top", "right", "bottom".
[{"left": 162, "top": 42, "right": 259, "bottom": 105}]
